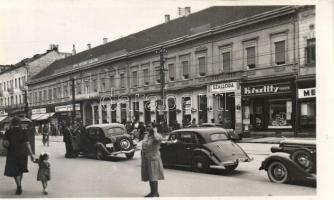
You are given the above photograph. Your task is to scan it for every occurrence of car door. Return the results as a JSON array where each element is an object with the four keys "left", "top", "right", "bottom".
[
  {"left": 176, "top": 132, "right": 198, "bottom": 166},
  {"left": 160, "top": 133, "right": 178, "bottom": 165}
]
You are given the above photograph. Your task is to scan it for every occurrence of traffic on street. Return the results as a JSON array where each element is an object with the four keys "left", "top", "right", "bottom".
[{"left": 0, "top": 135, "right": 316, "bottom": 198}]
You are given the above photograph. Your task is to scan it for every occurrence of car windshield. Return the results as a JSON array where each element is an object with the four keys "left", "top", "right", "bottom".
[
  {"left": 209, "top": 133, "right": 229, "bottom": 142},
  {"left": 106, "top": 127, "right": 125, "bottom": 137}
]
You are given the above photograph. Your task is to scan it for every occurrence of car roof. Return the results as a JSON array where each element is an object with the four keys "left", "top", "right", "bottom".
[
  {"left": 172, "top": 127, "right": 227, "bottom": 135},
  {"left": 86, "top": 123, "right": 125, "bottom": 129}
]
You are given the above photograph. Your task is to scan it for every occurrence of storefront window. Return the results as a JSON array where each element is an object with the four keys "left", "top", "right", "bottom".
[{"left": 268, "top": 100, "right": 292, "bottom": 128}]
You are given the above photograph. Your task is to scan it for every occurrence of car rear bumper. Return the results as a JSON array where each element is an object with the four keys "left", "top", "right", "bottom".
[{"left": 210, "top": 157, "right": 253, "bottom": 169}]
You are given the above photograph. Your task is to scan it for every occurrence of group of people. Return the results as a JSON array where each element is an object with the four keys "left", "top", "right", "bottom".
[{"left": 2, "top": 117, "right": 165, "bottom": 197}]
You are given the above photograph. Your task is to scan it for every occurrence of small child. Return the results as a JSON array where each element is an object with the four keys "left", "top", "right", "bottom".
[{"left": 33, "top": 152, "right": 51, "bottom": 195}]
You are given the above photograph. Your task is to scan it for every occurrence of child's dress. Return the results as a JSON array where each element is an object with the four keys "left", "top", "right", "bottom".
[{"left": 36, "top": 160, "right": 51, "bottom": 182}]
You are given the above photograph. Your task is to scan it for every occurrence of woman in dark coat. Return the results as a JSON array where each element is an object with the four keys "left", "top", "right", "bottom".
[
  {"left": 2, "top": 117, "right": 35, "bottom": 195},
  {"left": 141, "top": 122, "right": 164, "bottom": 197}
]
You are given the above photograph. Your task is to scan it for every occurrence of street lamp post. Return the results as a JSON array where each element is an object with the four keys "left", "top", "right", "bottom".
[{"left": 70, "top": 78, "right": 76, "bottom": 125}]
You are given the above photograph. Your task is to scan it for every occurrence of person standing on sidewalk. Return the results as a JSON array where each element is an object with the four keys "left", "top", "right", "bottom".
[
  {"left": 141, "top": 122, "right": 164, "bottom": 197},
  {"left": 42, "top": 124, "right": 50, "bottom": 147},
  {"left": 62, "top": 122, "right": 75, "bottom": 158},
  {"left": 2, "top": 117, "right": 35, "bottom": 195}
]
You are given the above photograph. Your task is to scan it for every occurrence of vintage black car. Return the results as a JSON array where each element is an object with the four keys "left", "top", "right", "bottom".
[
  {"left": 259, "top": 139, "right": 316, "bottom": 184},
  {"left": 79, "top": 123, "right": 136, "bottom": 160},
  {"left": 160, "top": 127, "right": 252, "bottom": 173}
]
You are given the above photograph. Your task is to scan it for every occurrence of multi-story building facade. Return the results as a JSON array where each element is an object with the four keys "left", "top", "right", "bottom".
[
  {"left": 28, "top": 5, "right": 316, "bottom": 136},
  {"left": 0, "top": 45, "right": 70, "bottom": 118}
]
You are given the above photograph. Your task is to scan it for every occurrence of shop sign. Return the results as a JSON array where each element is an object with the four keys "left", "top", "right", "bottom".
[
  {"left": 209, "top": 82, "right": 237, "bottom": 93},
  {"left": 298, "top": 88, "right": 316, "bottom": 99},
  {"left": 55, "top": 104, "right": 80, "bottom": 112},
  {"left": 32, "top": 108, "right": 46, "bottom": 114},
  {"left": 243, "top": 83, "right": 291, "bottom": 95}
]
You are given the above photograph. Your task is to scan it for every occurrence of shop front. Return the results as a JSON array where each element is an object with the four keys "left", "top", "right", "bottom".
[
  {"left": 54, "top": 103, "right": 81, "bottom": 125},
  {"left": 296, "top": 80, "right": 316, "bottom": 134},
  {"left": 241, "top": 80, "right": 295, "bottom": 134},
  {"left": 207, "top": 81, "right": 242, "bottom": 134}
]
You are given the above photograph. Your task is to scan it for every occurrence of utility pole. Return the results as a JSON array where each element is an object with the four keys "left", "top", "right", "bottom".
[
  {"left": 156, "top": 46, "right": 167, "bottom": 123},
  {"left": 70, "top": 78, "right": 76, "bottom": 125},
  {"left": 23, "top": 89, "right": 29, "bottom": 119}
]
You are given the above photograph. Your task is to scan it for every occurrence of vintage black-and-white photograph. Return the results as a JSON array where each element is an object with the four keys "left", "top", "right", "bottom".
[{"left": 0, "top": 0, "right": 333, "bottom": 198}]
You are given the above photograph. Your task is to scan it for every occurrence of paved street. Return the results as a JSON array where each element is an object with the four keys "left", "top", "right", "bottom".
[{"left": 0, "top": 136, "right": 316, "bottom": 198}]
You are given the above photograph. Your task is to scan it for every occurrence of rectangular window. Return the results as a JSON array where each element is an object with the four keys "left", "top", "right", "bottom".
[
  {"left": 120, "top": 74, "right": 125, "bottom": 88},
  {"left": 92, "top": 78, "right": 98, "bottom": 92},
  {"left": 19, "top": 95, "right": 22, "bottom": 104},
  {"left": 168, "top": 64, "right": 175, "bottom": 81},
  {"left": 43, "top": 90, "right": 47, "bottom": 101},
  {"left": 156, "top": 68, "right": 161, "bottom": 83},
  {"left": 15, "top": 79, "right": 17, "bottom": 88},
  {"left": 268, "top": 100, "right": 292, "bottom": 129},
  {"left": 4, "top": 82, "right": 6, "bottom": 91},
  {"left": 77, "top": 81, "right": 82, "bottom": 94},
  {"left": 275, "top": 40, "right": 286, "bottom": 65},
  {"left": 143, "top": 69, "right": 149, "bottom": 85},
  {"left": 222, "top": 52, "right": 231, "bottom": 72},
  {"left": 306, "top": 38, "right": 316, "bottom": 64},
  {"left": 39, "top": 91, "right": 42, "bottom": 102},
  {"left": 132, "top": 71, "right": 138, "bottom": 87},
  {"left": 246, "top": 46, "right": 256, "bottom": 69},
  {"left": 182, "top": 61, "right": 189, "bottom": 79},
  {"left": 57, "top": 86, "right": 61, "bottom": 98},
  {"left": 53, "top": 88, "right": 57, "bottom": 99},
  {"left": 19, "top": 78, "right": 21, "bottom": 87},
  {"left": 109, "top": 76, "right": 114, "bottom": 89},
  {"left": 48, "top": 89, "right": 52, "bottom": 100},
  {"left": 198, "top": 57, "right": 206, "bottom": 76},
  {"left": 63, "top": 84, "right": 68, "bottom": 97},
  {"left": 101, "top": 78, "right": 106, "bottom": 92}
]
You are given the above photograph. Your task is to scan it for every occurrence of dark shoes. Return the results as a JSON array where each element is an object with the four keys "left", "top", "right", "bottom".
[
  {"left": 15, "top": 186, "right": 22, "bottom": 195},
  {"left": 144, "top": 193, "right": 159, "bottom": 198}
]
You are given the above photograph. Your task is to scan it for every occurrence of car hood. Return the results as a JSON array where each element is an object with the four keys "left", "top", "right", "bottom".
[
  {"left": 280, "top": 139, "right": 316, "bottom": 146},
  {"left": 204, "top": 140, "right": 250, "bottom": 162}
]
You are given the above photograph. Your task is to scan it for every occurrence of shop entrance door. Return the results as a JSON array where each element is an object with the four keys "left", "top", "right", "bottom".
[
  {"left": 120, "top": 103, "right": 127, "bottom": 124},
  {"left": 253, "top": 99, "right": 265, "bottom": 130},
  {"left": 168, "top": 98, "right": 176, "bottom": 125},
  {"left": 144, "top": 101, "right": 151, "bottom": 125},
  {"left": 198, "top": 95, "right": 208, "bottom": 124},
  {"left": 218, "top": 93, "right": 235, "bottom": 129}
]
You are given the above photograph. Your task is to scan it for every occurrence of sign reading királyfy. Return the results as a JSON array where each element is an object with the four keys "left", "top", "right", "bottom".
[
  {"left": 242, "top": 83, "right": 291, "bottom": 95},
  {"left": 209, "top": 82, "right": 237, "bottom": 93},
  {"left": 298, "top": 88, "right": 316, "bottom": 99}
]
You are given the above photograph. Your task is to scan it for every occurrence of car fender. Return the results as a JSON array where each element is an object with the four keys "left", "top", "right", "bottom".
[
  {"left": 193, "top": 148, "right": 219, "bottom": 165},
  {"left": 259, "top": 152, "right": 315, "bottom": 182},
  {"left": 95, "top": 142, "right": 111, "bottom": 155}
]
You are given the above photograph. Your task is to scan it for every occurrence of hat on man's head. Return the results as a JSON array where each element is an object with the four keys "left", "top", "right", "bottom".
[{"left": 11, "top": 117, "right": 21, "bottom": 126}]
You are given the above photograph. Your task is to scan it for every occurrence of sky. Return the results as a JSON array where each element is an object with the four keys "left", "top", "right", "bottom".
[
  {"left": 0, "top": 0, "right": 230, "bottom": 65},
  {"left": 0, "top": 0, "right": 317, "bottom": 65}
]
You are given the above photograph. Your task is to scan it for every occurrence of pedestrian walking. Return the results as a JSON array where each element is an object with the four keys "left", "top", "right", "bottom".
[
  {"left": 33, "top": 152, "right": 51, "bottom": 195},
  {"left": 141, "top": 122, "right": 164, "bottom": 197},
  {"left": 2, "top": 117, "right": 35, "bottom": 195},
  {"left": 42, "top": 124, "right": 50, "bottom": 146}
]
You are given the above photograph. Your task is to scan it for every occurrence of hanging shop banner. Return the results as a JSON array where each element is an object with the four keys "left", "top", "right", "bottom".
[
  {"left": 209, "top": 82, "right": 238, "bottom": 93},
  {"left": 55, "top": 104, "right": 80, "bottom": 112},
  {"left": 32, "top": 108, "right": 46, "bottom": 115},
  {"left": 298, "top": 88, "right": 316, "bottom": 99},
  {"left": 242, "top": 82, "right": 291, "bottom": 96}
]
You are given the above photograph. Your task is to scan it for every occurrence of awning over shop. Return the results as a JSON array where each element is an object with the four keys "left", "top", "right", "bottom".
[
  {"left": 31, "top": 114, "right": 44, "bottom": 120},
  {"left": 36, "top": 113, "right": 55, "bottom": 121},
  {"left": 0, "top": 116, "right": 8, "bottom": 123}
]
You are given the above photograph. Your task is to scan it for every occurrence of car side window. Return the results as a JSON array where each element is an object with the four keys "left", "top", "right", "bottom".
[
  {"left": 179, "top": 132, "right": 193, "bottom": 144},
  {"left": 192, "top": 133, "right": 202, "bottom": 144},
  {"left": 97, "top": 128, "right": 105, "bottom": 139}
]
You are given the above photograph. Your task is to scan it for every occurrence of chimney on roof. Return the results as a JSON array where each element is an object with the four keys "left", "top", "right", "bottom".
[
  {"left": 103, "top": 38, "right": 108, "bottom": 44},
  {"left": 185, "top": 7, "right": 191, "bottom": 16},
  {"left": 164, "top": 14, "right": 170, "bottom": 23},
  {"left": 72, "top": 44, "right": 76, "bottom": 55},
  {"left": 87, "top": 43, "right": 91, "bottom": 49},
  {"left": 49, "top": 44, "right": 59, "bottom": 51}
]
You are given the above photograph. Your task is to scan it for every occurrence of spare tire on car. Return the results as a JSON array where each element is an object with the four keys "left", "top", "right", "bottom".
[{"left": 114, "top": 136, "right": 134, "bottom": 151}]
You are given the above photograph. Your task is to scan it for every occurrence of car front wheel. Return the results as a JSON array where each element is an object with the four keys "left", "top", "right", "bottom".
[
  {"left": 291, "top": 150, "right": 314, "bottom": 173},
  {"left": 267, "top": 161, "right": 289, "bottom": 184},
  {"left": 192, "top": 155, "right": 209, "bottom": 173},
  {"left": 224, "top": 161, "right": 239, "bottom": 173}
]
